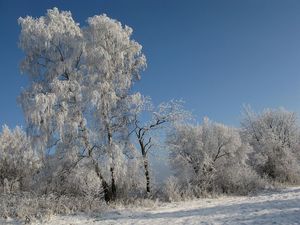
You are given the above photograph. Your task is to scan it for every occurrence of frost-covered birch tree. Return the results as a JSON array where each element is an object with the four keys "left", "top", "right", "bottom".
[
  {"left": 83, "top": 15, "right": 146, "bottom": 200},
  {"left": 18, "top": 8, "right": 146, "bottom": 201},
  {"left": 18, "top": 8, "right": 85, "bottom": 163}
]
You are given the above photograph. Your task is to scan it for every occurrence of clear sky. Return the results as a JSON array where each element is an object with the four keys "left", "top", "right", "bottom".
[{"left": 1, "top": 0, "right": 300, "bottom": 128}]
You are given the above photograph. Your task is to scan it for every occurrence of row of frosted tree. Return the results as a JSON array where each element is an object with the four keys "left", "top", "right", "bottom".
[{"left": 1, "top": 9, "right": 300, "bottom": 206}]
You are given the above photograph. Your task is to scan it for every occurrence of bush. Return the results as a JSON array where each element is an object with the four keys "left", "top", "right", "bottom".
[
  {"left": 33, "top": 156, "right": 104, "bottom": 199},
  {"left": 215, "top": 163, "right": 265, "bottom": 195},
  {"left": 164, "top": 176, "right": 184, "bottom": 201},
  {"left": 241, "top": 107, "right": 300, "bottom": 184}
]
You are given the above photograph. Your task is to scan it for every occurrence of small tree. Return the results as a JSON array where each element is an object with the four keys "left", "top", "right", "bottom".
[
  {"left": 131, "top": 98, "right": 190, "bottom": 194},
  {"left": 0, "top": 125, "right": 40, "bottom": 193}
]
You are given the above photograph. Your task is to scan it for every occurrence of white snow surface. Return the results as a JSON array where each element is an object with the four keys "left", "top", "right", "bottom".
[{"left": 3, "top": 186, "right": 300, "bottom": 225}]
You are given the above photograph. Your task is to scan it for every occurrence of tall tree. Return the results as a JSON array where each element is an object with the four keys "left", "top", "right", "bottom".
[
  {"left": 18, "top": 8, "right": 146, "bottom": 201},
  {"left": 83, "top": 14, "right": 146, "bottom": 200}
]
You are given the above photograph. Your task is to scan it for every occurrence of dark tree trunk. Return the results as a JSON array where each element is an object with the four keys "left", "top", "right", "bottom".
[
  {"left": 107, "top": 129, "right": 117, "bottom": 201},
  {"left": 138, "top": 137, "right": 151, "bottom": 194},
  {"left": 102, "top": 179, "right": 110, "bottom": 202},
  {"left": 143, "top": 157, "right": 151, "bottom": 194},
  {"left": 110, "top": 166, "right": 117, "bottom": 201}
]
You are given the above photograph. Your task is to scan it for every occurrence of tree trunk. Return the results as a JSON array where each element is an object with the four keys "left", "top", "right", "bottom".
[
  {"left": 138, "top": 136, "right": 151, "bottom": 195},
  {"left": 110, "top": 166, "right": 117, "bottom": 201},
  {"left": 102, "top": 179, "right": 110, "bottom": 202},
  {"left": 93, "top": 159, "right": 111, "bottom": 202},
  {"left": 79, "top": 118, "right": 111, "bottom": 202},
  {"left": 108, "top": 129, "right": 117, "bottom": 201},
  {"left": 143, "top": 157, "right": 151, "bottom": 194}
]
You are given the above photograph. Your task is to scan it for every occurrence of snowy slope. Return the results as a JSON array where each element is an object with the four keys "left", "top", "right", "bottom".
[{"left": 3, "top": 187, "right": 300, "bottom": 225}]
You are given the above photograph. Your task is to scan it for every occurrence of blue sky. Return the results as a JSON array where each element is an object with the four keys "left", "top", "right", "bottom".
[{"left": 1, "top": 0, "right": 300, "bottom": 128}]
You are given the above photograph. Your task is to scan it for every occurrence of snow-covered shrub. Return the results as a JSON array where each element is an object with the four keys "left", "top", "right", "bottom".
[
  {"left": 164, "top": 176, "right": 184, "bottom": 201},
  {"left": 215, "top": 163, "right": 264, "bottom": 195},
  {"left": 241, "top": 107, "right": 300, "bottom": 184},
  {"left": 61, "top": 160, "right": 104, "bottom": 199},
  {"left": 34, "top": 156, "right": 104, "bottom": 200},
  {"left": 114, "top": 157, "right": 146, "bottom": 200},
  {"left": 0, "top": 125, "right": 40, "bottom": 193},
  {"left": 167, "top": 118, "right": 261, "bottom": 197}
]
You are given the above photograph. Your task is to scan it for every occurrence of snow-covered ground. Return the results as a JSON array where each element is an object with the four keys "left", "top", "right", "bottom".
[{"left": 3, "top": 186, "right": 300, "bottom": 225}]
